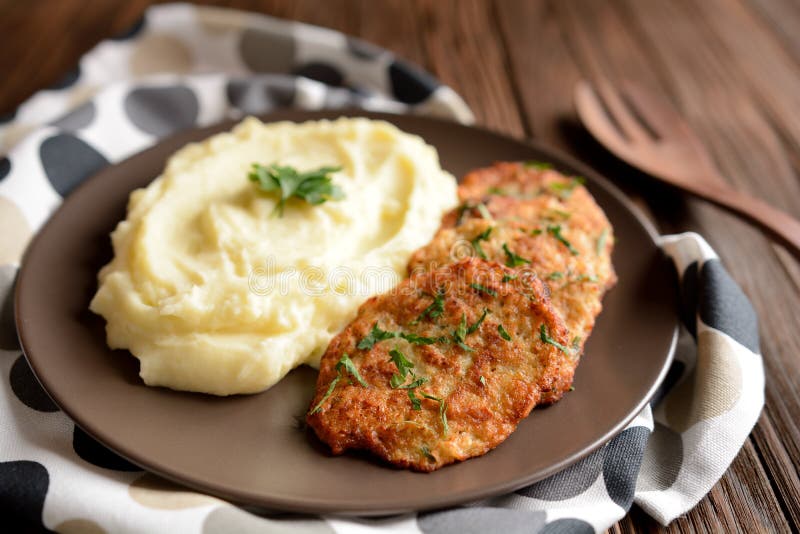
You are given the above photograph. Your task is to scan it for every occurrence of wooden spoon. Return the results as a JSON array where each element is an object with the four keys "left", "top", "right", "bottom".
[{"left": 575, "top": 78, "right": 800, "bottom": 257}]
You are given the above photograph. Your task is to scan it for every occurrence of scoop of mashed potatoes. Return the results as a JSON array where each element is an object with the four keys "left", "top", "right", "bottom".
[{"left": 90, "top": 117, "right": 457, "bottom": 395}]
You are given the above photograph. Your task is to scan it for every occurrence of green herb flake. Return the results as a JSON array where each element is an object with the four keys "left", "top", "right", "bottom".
[
  {"left": 596, "top": 228, "right": 609, "bottom": 255},
  {"left": 569, "top": 386, "right": 575, "bottom": 392},
  {"left": 547, "top": 224, "right": 579, "bottom": 255},
  {"left": 523, "top": 160, "right": 553, "bottom": 170},
  {"left": 547, "top": 176, "right": 586, "bottom": 199},
  {"left": 335, "top": 353, "right": 368, "bottom": 387},
  {"left": 479, "top": 375, "right": 486, "bottom": 386},
  {"left": 414, "top": 289, "right": 446, "bottom": 324},
  {"left": 389, "top": 348, "right": 414, "bottom": 379},
  {"left": 467, "top": 308, "right": 489, "bottom": 335},
  {"left": 476, "top": 202, "right": 493, "bottom": 221},
  {"left": 498, "top": 324, "right": 512, "bottom": 341},
  {"left": 408, "top": 389, "right": 422, "bottom": 410},
  {"left": 421, "top": 445, "right": 436, "bottom": 462},
  {"left": 547, "top": 272, "right": 564, "bottom": 280},
  {"left": 572, "top": 336, "right": 582, "bottom": 350},
  {"left": 503, "top": 243, "right": 531, "bottom": 267},
  {"left": 421, "top": 393, "right": 449, "bottom": 435},
  {"left": 487, "top": 186, "right": 506, "bottom": 195},
  {"left": 502, "top": 274, "right": 518, "bottom": 283},
  {"left": 357, "top": 323, "right": 398, "bottom": 350},
  {"left": 531, "top": 228, "right": 543, "bottom": 236},
  {"left": 249, "top": 163, "right": 344, "bottom": 217},
  {"left": 539, "top": 324, "right": 570, "bottom": 354},
  {"left": 309, "top": 375, "right": 340, "bottom": 415},
  {"left": 394, "top": 376, "right": 429, "bottom": 390},
  {"left": 399, "top": 332, "right": 438, "bottom": 345},
  {"left": 470, "top": 282, "right": 497, "bottom": 297},
  {"left": 470, "top": 227, "right": 493, "bottom": 259}
]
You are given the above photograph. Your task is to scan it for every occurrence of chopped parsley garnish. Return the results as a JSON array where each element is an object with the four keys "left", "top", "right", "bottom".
[
  {"left": 456, "top": 202, "right": 493, "bottom": 224},
  {"left": 476, "top": 202, "right": 493, "bottom": 220},
  {"left": 309, "top": 353, "right": 366, "bottom": 414},
  {"left": 547, "top": 225, "right": 579, "bottom": 255},
  {"left": 452, "top": 313, "right": 474, "bottom": 352},
  {"left": 503, "top": 243, "right": 531, "bottom": 267},
  {"left": 400, "top": 333, "right": 439, "bottom": 345},
  {"left": 502, "top": 274, "right": 518, "bottom": 282},
  {"left": 542, "top": 208, "right": 572, "bottom": 221},
  {"left": 249, "top": 163, "right": 344, "bottom": 217},
  {"left": 421, "top": 392, "right": 449, "bottom": 435},
  {"left": 357, "top": 323, "right": 398, "bottom": 350},
  {"left": 414, "top": 289, "right": 446, "bottom": 324},
  {"left": 539, "top": 324, "right": 569, "bottom": 354},
  {"left": 470, "top": 283, "right": 497, "bottom": 297},
  {"left": 572, "top": 336, "right": 582, "bottom": 351},
  {"left": 547, "top": 176, "right": 586, "bottom": 198},
  {"left": 597, "top": 228, "right": 608, "bottom": 255},
  {"left": 467, "top": 308, "right": 489, "bottom": 335},
  {"left": 498, "top": 324, "right": 512, "bottom": 341},
  {"left": 531, "top": 228, "right": 543, "bottom": 236},
  {"left": 487, "top": 186, "right": 506, "bottom": 195},
  {"left": 523, "top": 160, "right": 553, "bottom": 170},
  {"left": 569, "top": 386, "right": 575, "bottom": 392},
  {"left": 421, "top": 445, "right": 436, "bottom": 462},
  {"left": 389, "top": 348, "right": 414, "bottom": 380},
  {"left": 574, "top": 274, "right": 599, "bottom": 283},
  {"left": 479, "top": 375, "right": 486, "bottom": 386},
  {"left": 409, "top": 389, "right": 422, "bottom": 410},
  {"left": 548, "top": 272, "right": 564, "bottom": 280},
  {"left": 470, "top": 227, "right": 493, "bottom": 259}
]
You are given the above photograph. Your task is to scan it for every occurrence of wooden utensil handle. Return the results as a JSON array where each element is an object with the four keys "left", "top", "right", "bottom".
[{"left": 690, "top": 178, "right": 800, "bottom": 257}]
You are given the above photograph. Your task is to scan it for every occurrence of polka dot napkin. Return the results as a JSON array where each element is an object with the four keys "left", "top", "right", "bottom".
[{"left": 0, "top": 4, "right": 764, "bottom": 533}]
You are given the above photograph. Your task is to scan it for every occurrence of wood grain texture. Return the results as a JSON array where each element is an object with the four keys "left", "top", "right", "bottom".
[{"left": 1, "top": 0, "right": 798, "bottom": 532}]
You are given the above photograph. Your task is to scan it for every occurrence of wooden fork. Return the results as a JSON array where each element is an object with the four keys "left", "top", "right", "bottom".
[{"left": 575, "top": 79, "right": 800, "bottom": 257}]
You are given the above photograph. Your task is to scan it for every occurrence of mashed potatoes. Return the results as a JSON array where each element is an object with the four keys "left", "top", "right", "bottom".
[{"left": 90, "top": 117, "right": 457, "bottom": 395}]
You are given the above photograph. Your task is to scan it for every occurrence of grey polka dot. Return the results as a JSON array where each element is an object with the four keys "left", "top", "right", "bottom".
[
  {"left": 0, "top": 157, "right": 9, "bottom": 183},
  {"left": 226, "top": 78, "right": 296, "bottom": 114},
  {"left": 540, "top": 518, "right": 594, "bottom": 534},
  {"left": 680, "top": 261, "right": 698, "bottom": 336},
  {"left": 346, "top": 36, "right": 383, "bottom": 60},
  {"left": 0, "top": 265, "right": 18, "bottom": 350},
  {"left": 700, "top": 259, "right": 759, "bottom": 353},
  {"left": 239, "top": 28, "right": 295, "bottom": 74},
  {"left": 419, "top": 508, "right": 546, "bottom": 534},
  {"left": 10, "top": 355, "right": 58, "bottom": 412},
  {"left": 293, "top": 62, "right": 344, "bottom": 87},
  {"left": 124, "top": 86, "right": 199, "bottom": 137},
  {"left": 203, "top": 506, "right": 334, "bottom": 534},
  {"left": 637, "top": 422, "right": 683, "bottom": 492},
  {"left": 51, "top": 101, "right": 96, "bottom": 131},
  {"left": 603, "top": 426, "right": 650, "bottom": 508},
  {"left": 40, "top": 134, "right": 108, "bottom": 196},
  {"left": 516, "top": 447, "right": 603, "bottom": 501},
  {"left": 49, "top": 65, "right": 81, "bottom": 90}
]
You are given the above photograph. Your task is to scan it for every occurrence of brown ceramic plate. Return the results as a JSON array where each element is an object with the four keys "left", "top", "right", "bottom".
[{"left": 16, "top": 110, "right": 678, "bottom": 516}]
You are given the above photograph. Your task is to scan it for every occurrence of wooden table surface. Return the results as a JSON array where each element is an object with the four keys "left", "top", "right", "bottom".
[{"left": 2, "top": 0, "right": 798, "bottom": 532}]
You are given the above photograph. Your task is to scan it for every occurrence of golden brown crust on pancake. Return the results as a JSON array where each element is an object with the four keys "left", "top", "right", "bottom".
[{"left": 306, "top": 258, "right": 573, "bottom": 472}]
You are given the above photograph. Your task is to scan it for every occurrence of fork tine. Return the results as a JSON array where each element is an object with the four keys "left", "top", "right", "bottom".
[
  {"left": 574, "top": 81, "right": 625, "bottom": 148},
  {"left": 592, "top": 78, "right": 651, "bottom": 143}
]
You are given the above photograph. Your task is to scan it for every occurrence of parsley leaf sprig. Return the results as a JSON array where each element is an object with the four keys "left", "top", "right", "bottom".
[
  {"left": 547, "top": 224, "right": 579, "bottom": 255},
  {"left": 539, "top": 324, "right": 570, "bottom": 354},
  {"left": 249, "top": 163, "right": 344, "bottom": 217},
  {"left": 470, "top": 227, "right": 493, "bottom": 259},
  {"left": 503, "top": 243, "right": 531, "bottom": 267},
  {"left": 309, "top": 353, "right": 367, "bottom": 415}
]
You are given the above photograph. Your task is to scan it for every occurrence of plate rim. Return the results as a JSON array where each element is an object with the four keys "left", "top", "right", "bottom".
[{"left": 15, "top": 109, "right": 678, "bottom": 516}]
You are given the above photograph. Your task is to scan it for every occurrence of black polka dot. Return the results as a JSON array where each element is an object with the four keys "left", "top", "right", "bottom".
[
  {"left": 111, "top": 16, "right": 145, "bottom": 41},
  {"left": 680, "top": 261, "right": 698, "bottom": 336},
  {"left": 0, "top": 107, "right": 15, "bottom": 124},
  {"left": 49, "top": 65, "right": 81, "bottom": 90},
  {"left": 0, "top": 156, "right": 9, "bottom": 183},
  {"left": 516, "top": 447, "right": 603, "bottom": 501},
  {"left": 0, "top": 461, "right": 50, "bottom": 532},
  {"left": 226, "top": 78, "right": 296, "bottom": 114},
  {"left": 40, "top": 134, "right": 108, "bottom": 196},
  {"left": 602, "top": 426, "right": 650, "bottom": 508},
  {"left": 293, "top": 62, "right": 344, "bottom": 87},
  {"left": 418, "top": 507, "right": 546, "bottom": 534},
  {"left": 389, "top": 61, "right": 438, "bottom": 104},
  {"left": 540, "top": 518, "right": 594, "bottom": 534},
  {"left": 346, "top": 37, "right": 382, "bottom": 60},
  {"left": 0, "top": 265, "right": 19, "bottom": 350},
  {"left": 10, "top": 355, "right": 58, "bottom": 412},
  {"left": 124, "top": 86, "right": 199, "bottom": 137},
  {"left": 72, "top": 426, "right": 142, "bottom": 471},
  {"left": 699, "top": 259, "right": 759, "bottom": 353},
  {"left": 51, "top": 101, "right": 96, "bottom": 131}
]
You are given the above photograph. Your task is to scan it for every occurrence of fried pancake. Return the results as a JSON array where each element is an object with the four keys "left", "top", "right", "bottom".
[
  {"left": 410, "top": 162, "right": 616, "bottom": 354},
  {"left": 306, "top": 258, "right": 573, "bottom": 472}
]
